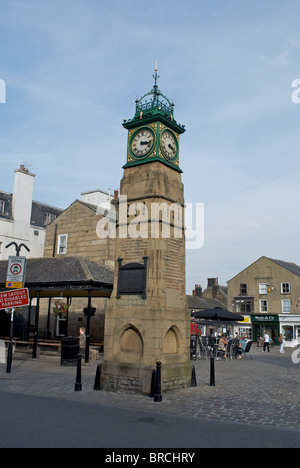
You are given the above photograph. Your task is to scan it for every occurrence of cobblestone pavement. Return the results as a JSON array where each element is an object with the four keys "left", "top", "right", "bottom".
[{"left": 1, "top": 346, "right": 300, "bottom": 430}]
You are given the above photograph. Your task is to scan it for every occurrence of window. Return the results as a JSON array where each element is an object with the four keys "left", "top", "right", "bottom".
[
  {"left": 57, "top": 234, "right": 68, "bottom": 255},
  {"left": 45, "top": 213, "right": 57, "bottom": 225},
  {"left": 281, "top": 283, "right": 290, "bottom": 294},
  {"left": 238, "top": 327, "right": 252, "bottom": 340},
  {"left": 282, "top": 299, "right": 291, "bottom": 314},
  {"left": 235, "top": 299, "right": 253, "bottom": 314},
  {"left": 259, "top": 283, "right": 268, "bottom": 295},
  {"left": 260, "top": 300, "right": 268, "bottom": 313},
  {"left": 282, "top": 325, "right": 293, "bottom": 341},
  {"left": 0, "top": 200, "right": 5, "bottom": 214},
  {"left": 240, "top": 284, "right": 247, "bottom": 294}
]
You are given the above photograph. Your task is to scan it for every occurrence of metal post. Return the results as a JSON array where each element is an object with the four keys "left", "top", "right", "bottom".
[
  {"left": 154, "top": 361, "right": 162, "bottom": 402},
  {"left": 75, "top": 354, "right": 82, "bottom": 392},
  {"left": 85, "top": 289, "right": 92, "bottom": 364},
  {"left": 6, "top": 308, "right": 15, "bottom": 374},
  {"left": 150, "top": 369, "right": 156, "bottom": 398},
  {"left": 32, "top": 291, "right": 40, "bottom": 359},
  {"left": 210, "top": 357, "right": 215, "bottom": 387},
  {"left": 25, "top": 298, "right": 32, "bottom": 341}
]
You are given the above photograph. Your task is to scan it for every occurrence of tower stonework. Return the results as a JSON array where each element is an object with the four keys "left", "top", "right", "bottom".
[{"left": 102, "top": 69, "right": 191, "bottom": 394}]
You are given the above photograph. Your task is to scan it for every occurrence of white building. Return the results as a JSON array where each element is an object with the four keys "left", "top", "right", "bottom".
[{"left": 0, "top": 165, "right": 63, "bottom": 260}]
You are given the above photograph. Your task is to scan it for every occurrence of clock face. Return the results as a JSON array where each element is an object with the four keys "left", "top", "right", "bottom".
[
  {"left": 161, "top": 130, "right": 178, "bottom": 160},
  {"left": 131, "top": 128, "right": 154, "bottom": 158}
]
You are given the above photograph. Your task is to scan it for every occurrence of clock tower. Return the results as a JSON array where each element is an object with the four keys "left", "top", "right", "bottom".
[
  {"left": 123, "top": 66, "right": 185, "bottom": 172},
  {"left": 102, "top": 67, "right": 192, "bottom": 394}
]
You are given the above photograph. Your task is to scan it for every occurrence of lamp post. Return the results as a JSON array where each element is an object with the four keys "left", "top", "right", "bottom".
[{"left": 5, "top": 242, "right": 30, "bottom": 257}]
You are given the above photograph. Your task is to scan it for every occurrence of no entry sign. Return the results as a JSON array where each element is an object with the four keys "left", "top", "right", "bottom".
[{"left": 0, "top": 288, "right": 29, "bottom": 310}]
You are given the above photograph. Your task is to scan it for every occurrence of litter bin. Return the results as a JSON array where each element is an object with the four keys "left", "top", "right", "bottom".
[{"left": 61, "top": 336, "right": 80, "bottom": 367}]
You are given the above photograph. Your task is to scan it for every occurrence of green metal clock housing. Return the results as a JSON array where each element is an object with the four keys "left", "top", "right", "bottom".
[{"left": 123, "top": 67, "right": 185, "bottom": 173}]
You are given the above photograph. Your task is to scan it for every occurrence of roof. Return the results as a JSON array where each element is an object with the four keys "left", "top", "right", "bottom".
[
  {"left": 270, "top": 258, "right": 300, "bottom": 277},
  {"left": 228, "top": 256, "right": 300, "bottom": 283},
  {"left": 0, "top": 191, "right": 63, "bottom": 227},
  {"left": 49, "top": 199, "right": 98, "bottom": 225},
  {"left": 0, "top": 256, "right": 114, "bottom": 298},
  {"left": 186, "top": 295, "right": 225, "bottom": 310},
  {"left": 31, "top": 201, "right": 63, "bottom": 228}
]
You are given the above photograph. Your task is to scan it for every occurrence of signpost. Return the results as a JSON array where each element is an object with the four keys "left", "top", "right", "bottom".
[
  {"left": 4, "top": 245, "right": 30, "bottom": 373},
  {"left": 6, "top": 256, "right": 27, "bottom": 289}
]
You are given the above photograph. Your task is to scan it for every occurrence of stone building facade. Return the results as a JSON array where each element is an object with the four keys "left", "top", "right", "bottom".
[
  {"left": 39, "top": 192, "right": 116, "bottom": 341},
  {"left": 227, "top": 256, "right": 300, "bottom": 346}
]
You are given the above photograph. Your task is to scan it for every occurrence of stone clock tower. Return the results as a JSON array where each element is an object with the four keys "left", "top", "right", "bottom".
[{"left": 102, "top": 67, "right": 192, "bottom": 394}]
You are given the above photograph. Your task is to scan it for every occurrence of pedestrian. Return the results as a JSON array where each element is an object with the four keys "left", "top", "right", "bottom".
[
  {"left": 279, "top": 334, "right": 284, "bottom": 354},
  {"left": 79, "top": 327, "right": 86, "bottom": 352},
  {"left": 263, "top": 332, "right": 270, "bottom": 353},
  {"left": 236, "top": 336, "right": 247, "bottom": 360}
]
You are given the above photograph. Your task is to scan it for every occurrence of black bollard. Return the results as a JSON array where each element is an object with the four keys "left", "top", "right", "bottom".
[
  {"left": 74, "top": 354, "right": 82, "bottom": 392},
  {"left": 154, "top": 361, "right": 162, "bottom": 402},
  {"left": 94, "top": 364, "right": 101, "bottom": 391},
  {"left": 191, "top": 365, "right": 197, "bottom": 387},
  {"left": 210, "top": 357, "right": 215, "bottom": 387},
  {"left": 150, "top": 369, "right": 156, "bottom": 398}
]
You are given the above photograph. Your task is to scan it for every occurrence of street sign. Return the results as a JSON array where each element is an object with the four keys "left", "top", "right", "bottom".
[
  {"left": 6, "top": 256, "right": 27, "bottom": 288},
  {"left": 0, "top": 288, "right": 30, "bottom": 310}
]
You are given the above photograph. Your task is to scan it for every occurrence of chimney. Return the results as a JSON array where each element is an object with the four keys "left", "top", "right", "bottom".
[
  {"left": 207, "top": 278, "right": 218, "bottom": 288},
  {"left": 12, "top": 165, "right": 36, "bottom": 237},
  {"left": 193, "top": 284, "right": 202, "bottom": 298},
  {"left": 114, "top": 190, "right": 119, "bottom": 200}
]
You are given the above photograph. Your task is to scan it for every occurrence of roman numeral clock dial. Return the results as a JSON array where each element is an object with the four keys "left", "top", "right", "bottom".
[
  {"left": 131, "top": 128, "right": 154, "bottom": 158},
  {"left": 161, "top": 130, "right": 178, "bottom": 161}
]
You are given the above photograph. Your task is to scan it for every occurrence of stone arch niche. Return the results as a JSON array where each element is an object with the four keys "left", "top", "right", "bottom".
[
  {"left": 120, "top": 325, "right": 143, "bottom": 355},
  {"left": 163, "top": 326, "right": 180, "bottom": 354}
]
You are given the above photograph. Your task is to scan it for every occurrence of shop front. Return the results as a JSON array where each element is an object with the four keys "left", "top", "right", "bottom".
[
  {"left": 235, "top": 316, "right": 252, "bottom": 340},
  {"left": 251, "top": 315, "right": 280, "bottom": 344},
  {"left": 279, "top": 315, "right": 300, "bottom": 348}
]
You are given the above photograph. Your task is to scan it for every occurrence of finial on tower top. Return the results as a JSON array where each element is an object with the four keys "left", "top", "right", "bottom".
[{"left": 153, "top": 61, "right": 160, "bottom": 92}]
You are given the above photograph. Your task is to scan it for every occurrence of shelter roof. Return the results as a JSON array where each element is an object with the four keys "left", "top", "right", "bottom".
[{"left": 0, "top": 256, "right": 114, "bottom": 298}]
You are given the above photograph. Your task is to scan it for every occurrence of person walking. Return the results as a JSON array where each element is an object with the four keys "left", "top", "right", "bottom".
[
  {"left": 263, "top": 332, "right": 270, "bottom": 353},
  {"left": 279, "top": 334, "right": 285, "bottom": 354},
  {"left": 79, "top": 327, "right": 86, "bottom": 353}
]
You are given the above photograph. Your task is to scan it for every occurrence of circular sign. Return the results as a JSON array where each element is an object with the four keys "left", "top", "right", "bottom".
[{"left": 10, "top": 264, "right": 22, "bottom": 276}]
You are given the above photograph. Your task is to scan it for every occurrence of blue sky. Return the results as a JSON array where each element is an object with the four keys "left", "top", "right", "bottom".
[{"left": 1, "top": 0, "right": 300, "bottom": 294}]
